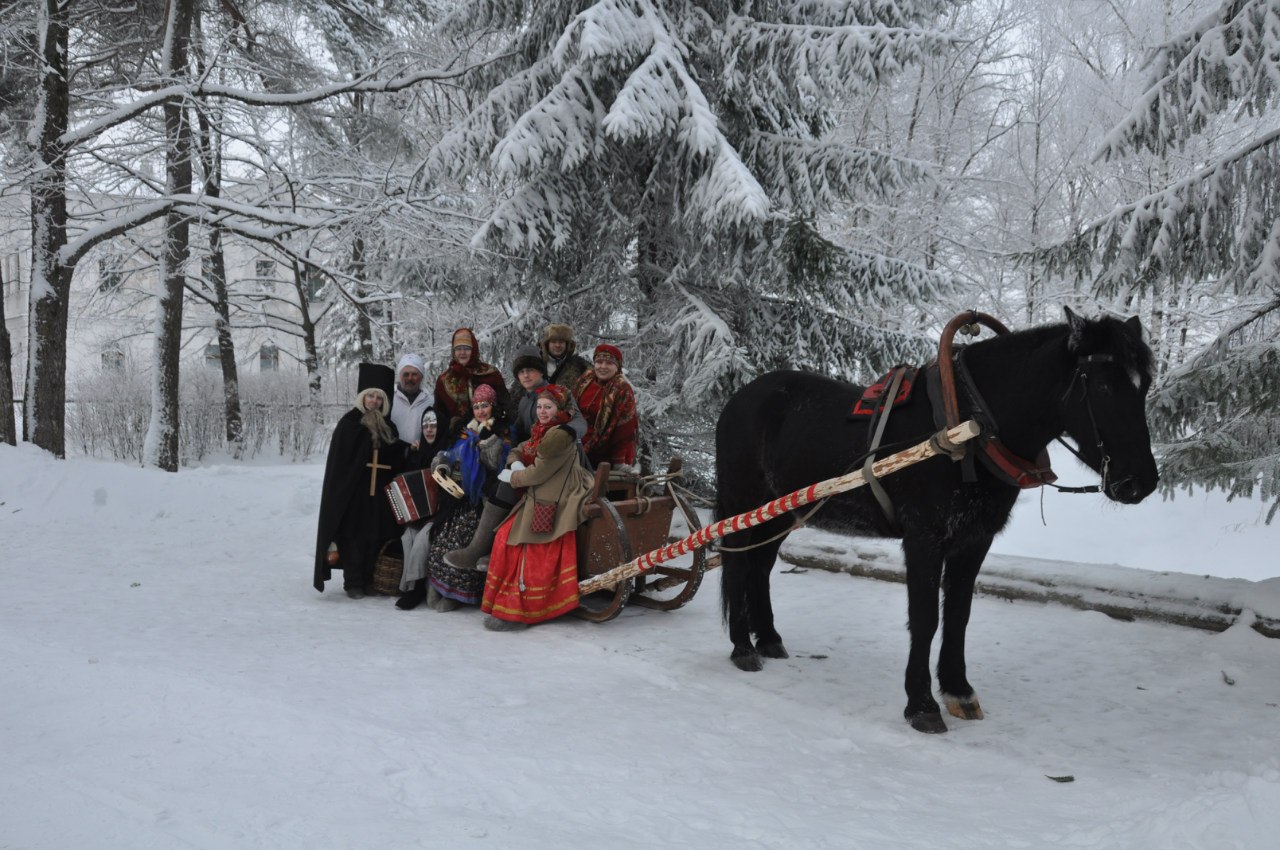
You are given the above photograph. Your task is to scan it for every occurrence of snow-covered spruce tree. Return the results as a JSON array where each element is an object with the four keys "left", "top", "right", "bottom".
[
  {"left": 1041, "top": 0, "right": 1280, "bottom": 520},
  {"left": 426, "top": 0, "right": 957, "bottom": 461}
]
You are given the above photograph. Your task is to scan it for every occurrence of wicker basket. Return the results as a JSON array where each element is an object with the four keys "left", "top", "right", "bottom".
[{"left": 372, "top": 541, "right": 404, "bottom": 596}]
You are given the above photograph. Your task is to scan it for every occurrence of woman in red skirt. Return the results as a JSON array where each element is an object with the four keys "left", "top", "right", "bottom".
[{"left": 481, "top": 385, "right": 594, "bottom": 631}]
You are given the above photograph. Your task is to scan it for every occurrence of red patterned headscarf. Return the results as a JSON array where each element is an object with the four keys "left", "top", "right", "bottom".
[
  {"left": 537, "top": 383, "right": 570, "bottom": 410},
  {"left": 521, "top": 385, "right": 573, "bottom": 465},
  {"left": 448, "top": 328, "right": 483, "bottom": 377},
  {"left": 436, "top": 327, "right": 504, "bottom": 423}
]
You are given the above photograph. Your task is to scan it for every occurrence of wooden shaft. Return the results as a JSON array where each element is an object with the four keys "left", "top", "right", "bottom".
[{"left": 578, "top": 421, "right": 982, "bottom": 595}]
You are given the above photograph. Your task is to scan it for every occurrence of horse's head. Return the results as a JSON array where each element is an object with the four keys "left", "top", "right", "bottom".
[{"left": 1059, "top": 307, "right": 1160, "bottom": 504}]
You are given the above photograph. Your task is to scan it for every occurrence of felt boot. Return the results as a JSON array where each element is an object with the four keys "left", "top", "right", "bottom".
[
  {"left": 396, "top": 580, "right": 427, "bottom": 611},
  {"left": 483, "top": 614, "right": 529, "bottom": 632},
  {"left": 443, "top": 500, "right": 507, "bottom": 571}
]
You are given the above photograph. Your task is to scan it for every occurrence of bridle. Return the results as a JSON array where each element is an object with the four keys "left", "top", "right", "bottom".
[{"left": 1048, "top": 354, "right": 1123, "bottom": 496}]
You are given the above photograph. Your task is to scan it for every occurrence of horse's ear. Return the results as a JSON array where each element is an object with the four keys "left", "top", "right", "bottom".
[
  {"left": 1064, "top": 306, "right": 1087, "bottom": 351},
  {"left": 1124, "top": 315, "right": 1143, "bottom": 338}
]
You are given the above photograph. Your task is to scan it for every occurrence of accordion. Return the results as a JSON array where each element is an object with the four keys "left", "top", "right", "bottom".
[{"left": 384, "top": 470, "right": 443, "bottom": 525}]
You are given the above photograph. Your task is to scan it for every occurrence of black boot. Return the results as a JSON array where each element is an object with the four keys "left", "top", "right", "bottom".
[
  {"left": 396, "top": 580, "right": 427, "bottom": 610},
  {"left": 443, "top": 500, "right": 508, "bottom": 570}
]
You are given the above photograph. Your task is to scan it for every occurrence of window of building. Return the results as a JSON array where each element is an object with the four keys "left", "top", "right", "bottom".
[
  {"left": 204, "top": 343, "right": 221, "bottom": 368},
  {"left": 98, "top": 256, "right": 124, "bottom": 292},
  {"left": 3, "top": 252, "right": 20, "bottom": 290},
  {"left": 255, "top": 259, "right": 276, "bottom": 291},
  {"left": 259, "top": 343, "right": 279, "bottom": 372},
  {"left": 301, "top": 266, "right": 325, "bottom": 301},
  {"left": 101, "top": 348, "right": 124, "bottom": 371}
]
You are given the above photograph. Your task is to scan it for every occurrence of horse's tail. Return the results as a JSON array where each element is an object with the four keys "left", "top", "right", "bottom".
[
  {"left": 716, "top": 486, "right": 745, "bottom": 628},
  {"left": 715, "top": 376, "right": 789, "bottom": 628}
]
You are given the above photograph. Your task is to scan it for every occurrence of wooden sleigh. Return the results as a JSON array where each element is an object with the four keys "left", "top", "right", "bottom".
[
  {"left": 572, "top": 458, "right": 718, "bottom": 622},
  {"left": 368, "top": 458, "right": 718, "bottom": 611}
]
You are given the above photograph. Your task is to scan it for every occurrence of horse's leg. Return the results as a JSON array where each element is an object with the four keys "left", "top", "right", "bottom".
[
  {"left": 746, "top": 537, "right": 788, "bottom": 660},
  {"left": 722, "top": 548, "right": 762, "bottom": 671},
  {"left": 902, "top": 536, "right": 947, "bottom": 733},
  {"left": 937, "top": 536, "right": 993, "bottom": 722}
]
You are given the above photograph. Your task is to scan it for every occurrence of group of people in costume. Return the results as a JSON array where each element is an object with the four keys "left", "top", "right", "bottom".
[{"left": 312, "top": 323, "right": 639, "bottom": 631}]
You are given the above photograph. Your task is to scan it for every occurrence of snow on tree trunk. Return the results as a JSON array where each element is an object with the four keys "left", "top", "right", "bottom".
[
  {"left": 0, "top": 266, "right": 16, "bottom": 446},
  {"left": 351, "top": 234, "right": 373, "bottom": 360},
  {"left": 192, "top": 28, "right": 243, "bottom": 458},
  {"left": 23, "top": 0, "right": 71, "bottom": 458},
  {"left": 207, "top": 225, "right": 244, "bottom": 457},
  {"left": 142, "top": 0, "right": 196, "bottom": 472}
]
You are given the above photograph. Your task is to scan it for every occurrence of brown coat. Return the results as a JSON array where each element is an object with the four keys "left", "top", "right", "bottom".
[{"left": 506, "top": 426, "right": 594, "bottom": 546}]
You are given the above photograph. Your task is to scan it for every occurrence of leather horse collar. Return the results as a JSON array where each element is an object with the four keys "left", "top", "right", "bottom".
[{"left": 930, "top": 311, "right": 1058, "bottom": 489}]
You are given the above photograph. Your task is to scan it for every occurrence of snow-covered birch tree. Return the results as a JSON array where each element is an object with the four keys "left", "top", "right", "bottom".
[
  {"left": 1041, "top": 0, "right": 1280, "bottom": 519},
  {"left": 428, "top": 0, "right": 961, "bottom": 423}
]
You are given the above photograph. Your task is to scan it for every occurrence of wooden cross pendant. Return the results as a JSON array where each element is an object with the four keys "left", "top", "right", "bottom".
[{"left": 366, "top": 448, "right": 391, "bottom": 496}]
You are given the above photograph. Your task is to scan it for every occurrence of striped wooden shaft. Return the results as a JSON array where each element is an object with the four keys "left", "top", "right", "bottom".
[{"left": 578, "top": 421, "right": 981, "bottom": 595}]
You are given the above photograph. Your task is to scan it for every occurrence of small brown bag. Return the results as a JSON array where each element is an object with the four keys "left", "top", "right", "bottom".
[
  {"left": 529, "top": 498, "right": 557, "bottom": 534},
  {"left": 528, "top": 470, "right": 570, "bottom": 535}
]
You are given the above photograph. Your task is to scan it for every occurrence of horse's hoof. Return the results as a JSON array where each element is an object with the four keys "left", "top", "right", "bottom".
[
  {"left": 944, "top": 694, "right": 984, "bottom": 721},
  {"left": 755, "top": 639, "right": 789, "bottom": 660},
  {"left": 731, "top": 650, "right": 763, "bottom": 672},
  {"left": 907, "top": 712, "right": 948, "bottom": 734}
]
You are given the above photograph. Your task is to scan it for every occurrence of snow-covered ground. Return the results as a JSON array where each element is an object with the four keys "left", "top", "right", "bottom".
[{"left": 1, "top": 443, "right": 1277, "bottom": 849}]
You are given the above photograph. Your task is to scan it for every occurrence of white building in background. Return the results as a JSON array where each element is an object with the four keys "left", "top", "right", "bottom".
[{"left": 2, "top": 193, "right": 328, "bottom": 401}]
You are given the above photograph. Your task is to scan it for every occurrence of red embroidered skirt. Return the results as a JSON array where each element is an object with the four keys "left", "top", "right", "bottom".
[{"left": 481, "top": 517, "right": 580, "bottom": 624}]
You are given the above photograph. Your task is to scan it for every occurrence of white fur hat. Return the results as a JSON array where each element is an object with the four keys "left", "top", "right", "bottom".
[{"left": 396, "top": 352, "right": 426, "bottom": 378}]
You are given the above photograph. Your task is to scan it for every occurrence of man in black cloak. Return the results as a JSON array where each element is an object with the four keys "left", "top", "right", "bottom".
[{"left": 313, "top": 362, "right": 404, "bottom": 598}]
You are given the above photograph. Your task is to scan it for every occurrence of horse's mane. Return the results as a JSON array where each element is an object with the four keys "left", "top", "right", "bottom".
[{"left": 967, "top": 315, "right": 1155, "bottom": 387}]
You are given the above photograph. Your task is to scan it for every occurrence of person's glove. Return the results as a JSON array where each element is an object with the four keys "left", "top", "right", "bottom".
[{"left": 498, "top": 468, "right": 514, "bottom": 483}]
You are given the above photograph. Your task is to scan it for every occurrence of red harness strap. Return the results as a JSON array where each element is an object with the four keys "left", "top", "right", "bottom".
[{"left": 980, "top": 441, "right": 1058, "bottom": 489}]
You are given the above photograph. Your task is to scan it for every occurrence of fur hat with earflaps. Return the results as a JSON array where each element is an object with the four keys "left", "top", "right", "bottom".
[{"left": 540, "top": 323, "right": 578, "bottom": 358}]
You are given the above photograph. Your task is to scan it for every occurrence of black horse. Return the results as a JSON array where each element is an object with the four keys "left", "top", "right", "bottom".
[{"left": 715, "top": 308, "right": 1159, "bottom": 733}]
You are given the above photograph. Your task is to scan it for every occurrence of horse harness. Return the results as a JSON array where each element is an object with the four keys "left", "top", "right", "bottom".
[{"left": 854, "top": 311, "right": 1115, "bottom": 530}]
